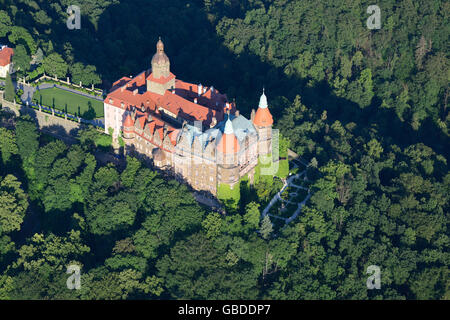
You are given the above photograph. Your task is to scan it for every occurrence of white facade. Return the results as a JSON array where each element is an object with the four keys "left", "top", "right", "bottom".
[
  {"left": 0, "top": 63, "right": 13, "bottom": 78},
  {"left": 104, "top": 102, "right": 125, "bottom": 139}
]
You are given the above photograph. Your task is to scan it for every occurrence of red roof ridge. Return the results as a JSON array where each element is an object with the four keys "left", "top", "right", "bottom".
[{"left": 0, "top": 47, "right": 14, "bottom": 67}]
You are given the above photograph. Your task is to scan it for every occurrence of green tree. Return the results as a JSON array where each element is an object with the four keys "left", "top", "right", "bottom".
[
  {"left": 259, "top": 215, "right": 273, "bottom": 240},
  {"left": 0, "top": 128, "right": 18, "bottom": 167},
  {"left": 7, "top": 26, "right": 37, "bottom": 54},
  {"left": 0, "top": 174, "right": 28, "bottom": 235},
  {"left": 243, "top": 202, "right": 260, "bottom": 231},
  {"left": 4, "top": 72, "right": 15, "bottom": 102},
  {"left": 202, "top": 212, "right": 223, "bottom": 238},
  {"left": 0, "top": 10, "right": 11, "bottom": 38},
  {"left": 12, "top": 44, "right": 30, "bottom": 75},
  {"left": 42, "top": 52, "right": 68, "bottom": 79}
]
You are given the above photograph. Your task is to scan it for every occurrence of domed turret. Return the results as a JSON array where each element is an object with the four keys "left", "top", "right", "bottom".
[
  {"left": 253, "top": 88, "right": 273, "bottom": 127},
  {"left": 253, "top": 88, "right": 273, "bottom": 157},
  {"left": 123, "top": 113, "right": 134, "bottom": 129},
  {"left": 151, "top": 37, "right": 170, "bottom": 78},
  {"left": 217, "top": 114, "right": 240, "bottom": 155},
  {"left": 123, "top": 113, "right": 135, "bottom": 144}
]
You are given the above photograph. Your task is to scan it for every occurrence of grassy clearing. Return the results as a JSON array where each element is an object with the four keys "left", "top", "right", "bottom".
[{"left": 32, "top": 87, "right": 104, "bottom": 119}]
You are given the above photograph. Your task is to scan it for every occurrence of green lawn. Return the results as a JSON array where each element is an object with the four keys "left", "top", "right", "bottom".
[{"left": 32, "top": 87, "right": 104, "bottom": 120}]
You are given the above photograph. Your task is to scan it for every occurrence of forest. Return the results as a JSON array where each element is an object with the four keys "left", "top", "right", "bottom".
[{"left": 0, "top": 0, "right": 449, "bottom": 299}]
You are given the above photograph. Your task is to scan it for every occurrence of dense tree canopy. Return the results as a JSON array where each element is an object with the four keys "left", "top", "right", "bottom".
[{"left": 0, "top": 0, "right": 448, "bottom": 300}]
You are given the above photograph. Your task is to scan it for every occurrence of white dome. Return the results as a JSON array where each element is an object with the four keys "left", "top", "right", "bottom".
[
  {"left": 224, "top": 117, "right": 234, "bottom": 134},
  {"left": 259, "top": 89, "right": 268, "bottom": 109}
]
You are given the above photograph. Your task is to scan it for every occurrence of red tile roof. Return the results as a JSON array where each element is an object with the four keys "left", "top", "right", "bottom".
[
  {"left": 132, "top": 109, "right": 177, "bottom": 146},
  {"left": 123, "top": 114, "right": 134, "bottom": 129},
  {"left": 217, "top": 133, "right": 240, "bottom": 154},
  {"left": 253, "top": 107, "right": 273, "bottom": 127},
  {"left": 105, "top": 71, "right": 228, "bottom": 126},
  {"left": 0, "top": 47, "right": 13, "bottom": 67},
  {"left": 147, "top": 72, "right": 175, "bottom": 84}
]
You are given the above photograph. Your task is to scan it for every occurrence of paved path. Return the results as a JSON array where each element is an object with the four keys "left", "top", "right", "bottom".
[
  {"left": 20, "top": 83, "right": 36, "bottom": 104},
  {"left": 262, "top": 169, "right": 306, "bottom": 217},
  {"left": 261, "top": 158, "right": 312, "bottom": 227},
  {"left": 286, "top": 193, "right": 312, "bottom": 224}
]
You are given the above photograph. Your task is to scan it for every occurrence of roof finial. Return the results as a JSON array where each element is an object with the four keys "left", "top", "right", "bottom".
[
  {"left": 156, "top": 37, "right": 164, "bottom": 53},
  {"left": 224, "top": 112, "right": 233, "bottom": 134},
  {"left": 259, "top": 87, "right": 268, "bottom": 109}
]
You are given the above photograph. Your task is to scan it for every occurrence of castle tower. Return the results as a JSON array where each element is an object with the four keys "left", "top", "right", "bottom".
[
  {"left": 122, "top": 113, "right": 135, "bottom": 154},
  {"left": 252, "top": 88, "right": 273, "bottom": 157},
  {"left": 217, "top": 113, "right": 240, "bottom": 187},
  {"left": 147, "top": 37, "right": 175, "bottom": 95}
]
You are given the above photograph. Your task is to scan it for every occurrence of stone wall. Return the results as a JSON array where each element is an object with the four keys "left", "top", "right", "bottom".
[{"left": 0, "top": 91, "right": 84, "bottom": 141}]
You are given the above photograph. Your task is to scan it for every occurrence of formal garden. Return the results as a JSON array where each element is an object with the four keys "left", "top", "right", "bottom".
[
  {"left": 32, "top": 87, "right": 104, "bottom": 120},
  {"left": 262, "top": 160, "right": 311, "bottom": 232}
]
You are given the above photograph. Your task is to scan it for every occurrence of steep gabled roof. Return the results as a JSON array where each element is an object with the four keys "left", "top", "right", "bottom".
[{"left": 0, "top": 47, "right": 13, "bottom": 67}]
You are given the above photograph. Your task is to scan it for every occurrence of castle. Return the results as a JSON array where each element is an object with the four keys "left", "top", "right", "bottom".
[{"left": 104, "top": 38, "right": 274, "bottom": 196}]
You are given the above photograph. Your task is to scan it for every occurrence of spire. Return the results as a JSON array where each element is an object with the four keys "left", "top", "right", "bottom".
[
  {"left": 124, "top": 113, "right": 134, "bottom": 128},
  {"left": 151, "top": 37, "right": 170, "bottom": 80},
  {"left": 224, "top": 111, "right": 233, "bottom": 134},
  {"left": 156, "top": 36, "right": 164, "bottom": 53},
  {"left": 258, "top": 88, "right": 268, "bottom": 109},
  {"left": 217, "top": 111, "right": 240, "bottom": 154},
  {"left": 253, "top": 87, "right": 273, "bottom": 127}
]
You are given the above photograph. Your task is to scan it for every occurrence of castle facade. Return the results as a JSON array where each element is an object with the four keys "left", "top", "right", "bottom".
[{"left": 104, "top": 39, "right": 274, "bottom": 196}]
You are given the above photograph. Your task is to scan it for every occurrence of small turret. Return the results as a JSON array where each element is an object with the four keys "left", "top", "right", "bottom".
[
  {"left": 217, "top": 113, "right": 240, "bottom": 155},
  {"left": 253, "top": 88, "right": 273, "bottom": 157},
  {"left": 253, "top": 88, "right": 273, "bottom": 127},
  {"left": 216, "top": 112, "right": 240, "bottom": 187}
]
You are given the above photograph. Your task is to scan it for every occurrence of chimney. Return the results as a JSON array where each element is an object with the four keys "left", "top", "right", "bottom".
[
  {"left": 133, "top": 89, "right": 138, "bottom": 95},
  {"left": 120, "top": 86, "right": 125, "bottom": 92},
  {"left": 194, "top": 98, "right": 198, "bottom": 104},
  {"left": 211, "top": 86, "right": 214, "bottom": 94},
  {"left": 198, "top": 84, "right": 202, "bottom": 96},
  {"left": 251, "top": 109, "right": 256, "bottom": 122},
  {"left": 147, "top": 113, "right": 152, "bottom": 122},
  {"left": 235, "top": 110, "right": 240, "bottom": 117},
  {"left": 203, "top": 86, "right": 207, "bottom": 94}
]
